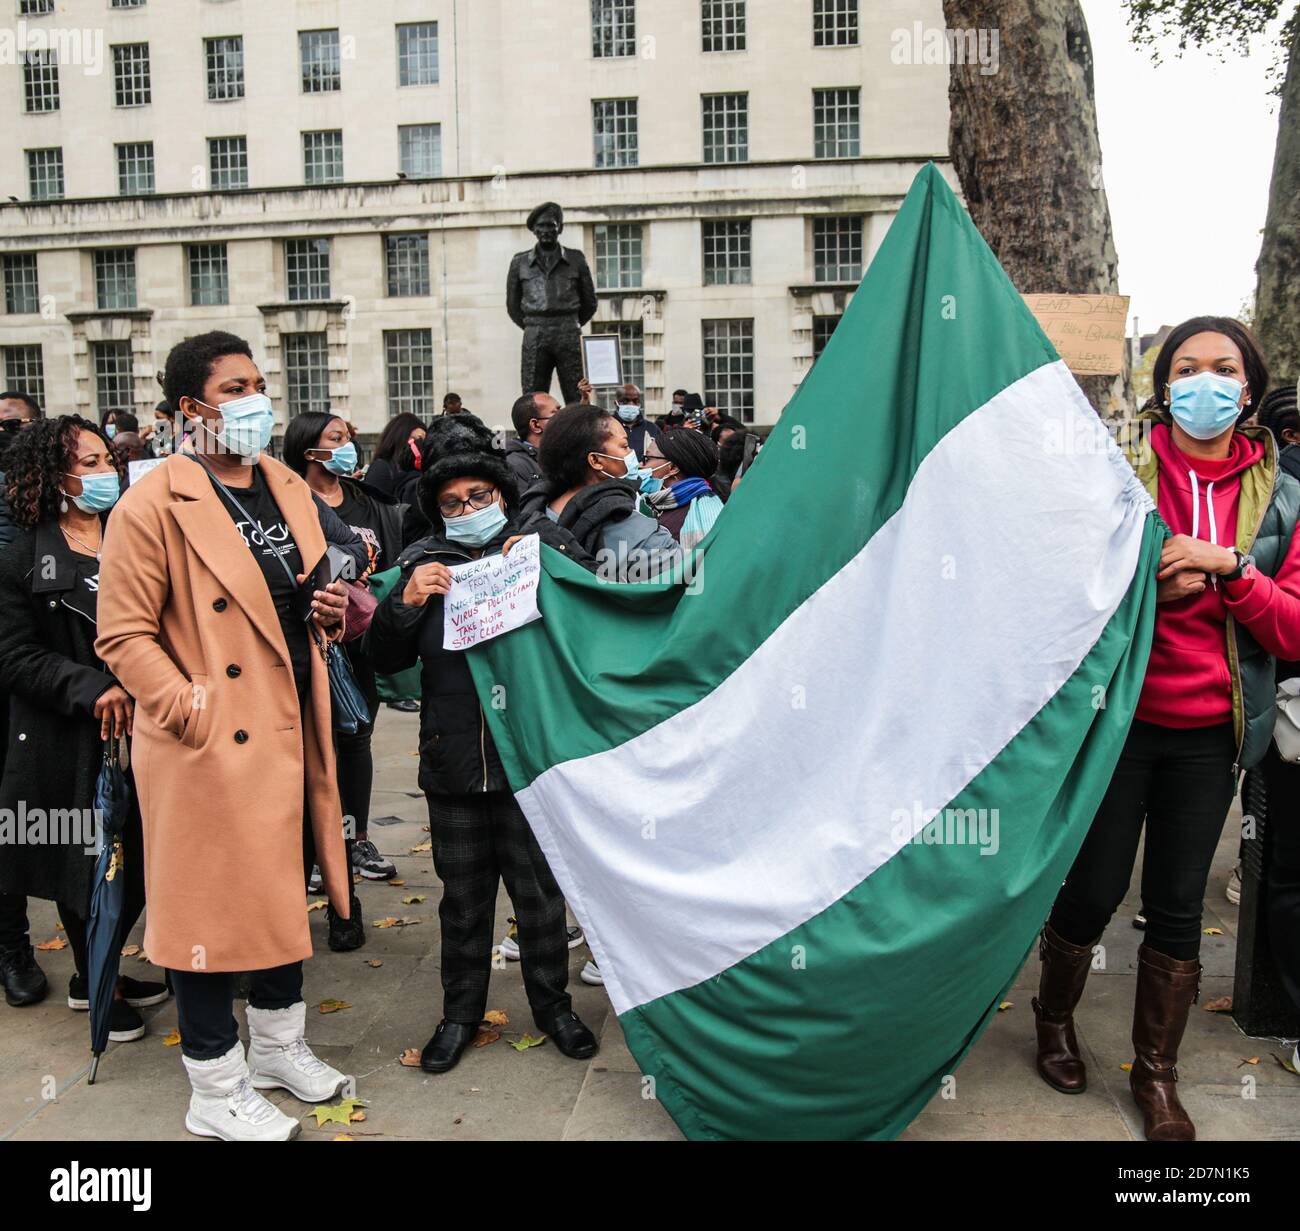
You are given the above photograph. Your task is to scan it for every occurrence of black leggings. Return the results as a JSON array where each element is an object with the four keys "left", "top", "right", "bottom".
[
  {"left": 170, "top": 962, "right": 303, "bottom": 1060},
  {"left": 1260, "top": 747, "right": 1300, "bottom": 1016},
  {"left": 335, "top": 655, "right": 379, "bottom": 842},
  {"left": 1050, "top": 719, "right": 1237, "bottom": 961}
]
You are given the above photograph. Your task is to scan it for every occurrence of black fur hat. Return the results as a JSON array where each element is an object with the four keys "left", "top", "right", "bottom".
[{"left": 417, "top": 450, "right": 519, "bottom": 530}]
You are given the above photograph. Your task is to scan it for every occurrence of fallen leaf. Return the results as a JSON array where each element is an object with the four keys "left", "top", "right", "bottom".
[
  {"left": 402, "top": 894, "right": 427, "bottom": 905},
  {"left": 473, "top": 1026, "right": 501, "bottom": 1048},
  {"left": 398, "top": 1048, "right": 422, "bottom": 1068},
  {"left": 163, "top": 1029, "right": 181, "bottom": 1047},
  {"left": 483, "top": 1009, "right": 509, "bottom": 1026},
  {"left": 453, "top": 1116, "right": 463, "bottom": 1125},
  {"left": 409, "top": 841, "right": 432, "bottom": 854},
  {"left": 997, "top": 1001, "right": 1013, "bottom": 1012},
  {"left": 35, "top": 937, "right": 67, "bottom": 951},
  {"left": 511, "top": 1033, "right": 547, "bottom": 1052},
  {"left": 365, "top": 959, "right": 383, "bottom": 968},
  {"left": 1237, "top": 1057, "right": 1260, "bottom": 1067},
  {"left": 373, "top": 917, "right": 401, "bottom": 929},
  {"left": 388, "top": 879, "right": 406, "bottom": 887},
  {"left": 120, "top": 944, "right": 141, "bottom": 958},
  {"left": 1119, "top": 1062, "right": 1133, "bottom": 1072},
  {"left": 317, "top": 999, "right": 352, "bottom": 1014},
  {"left": 1274, "top": 1052, "right": 1299, "bottom": 1076},
  {"left": 1204, "top": 927, "right": 1224, "bottom": 936},
  {"left": 55, "top": 922, "right": 64, "bottom": 931},
  {"left": 421, "top": 824, "right": 430, "bottom": 832},
  {"left": 1203, "top": 996, "right": 1234, "bottom": 1013},
  {"left": 136, "top": 951, "right": 152, "bottom": 962},
  {"left": 353, "top": 873, "right": 362, "bottom": 883},
  {"left": 349, "top": 1110, "right": 367, "bottom": 1123},
  {"left": 333, "top": 1135, "right": 353, "bottom": 1142},
  {"left": 307, "top": 900, "right": 328, "bottom": 913},
  {"left": 312, "top": 1097, "right": 367, "bottom": 1129}
]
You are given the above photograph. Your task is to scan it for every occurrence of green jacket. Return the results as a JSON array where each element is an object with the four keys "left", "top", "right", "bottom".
[{"left": 1124, "top": 409, "right": 1300, "bottom": 770}]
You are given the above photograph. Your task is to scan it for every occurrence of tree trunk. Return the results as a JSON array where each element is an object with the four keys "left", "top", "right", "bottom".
[
  {"left": 942, "top": 0, "right": 1128, "bottom": 413},
  {"left": 1255, "top": 22, "right": 1300, "bottom": 388}
]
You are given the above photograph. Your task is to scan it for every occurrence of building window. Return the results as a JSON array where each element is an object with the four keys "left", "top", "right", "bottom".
[
  {"left": 384, "top": 329, "right": 434, "bottom": 416},
  {"left": 702, "top": 220, "right": 751, "bottom": 285},
  {"left": 594, "top": 224, "right": 643, "bottom": 290},
  {"left": 285, "top": 238, "right": 331, "bottom": 301},
  {"left": 23, "top": 50, "right": 59, "bottom": 113},
  {"left": 283, "top": 333, "right": 331, "bottom": 416},
  {"left": 94, "top": 249, "right": 138, "bottom": 311},
  {"left": 300, "top": 29, "right": 341, "bottom": 93},
  {"left": 26, "top": 148, "right": 64, "bottom": 201},
  {"left": 3, "top": 346, "right": 45, "bottom": 404},
  {"left": 702, "top": 0, "right": 746, "bottom": 52},
  {"left": 112, "top": 43, "right": 152, "bottom": 107},
  {"left": 93, "top": 341, "right": 135, "bottom": 416},
  {"left": 208, "top": 136, "right": 248, "bottom": 190},
  {"left": 813, "top": 87, "right": 861, "bottom": 158},
  {"left": 813, "top": 0, "right": 859, "bottom": 46},
  {"left": 3, "top": 255, "right": 40, "bottom": 315},
  {"left": 116, "top": 142, "right": 155, "bottom": 195},
  {"left": 188, "top": 243, "right": 229, "bottom": 306},
  {"left": 111, "top": 0, "right": 148, "bottom": 8},
  {"left": 19, "top": 1, "right": 54, "bottom": 15},
  {"left": 814, "top": 216, "right": 864, "bottom": 283},
  {"left": 205, "top": 36, "right": 245, "bottom": 101},
  {"left": 593, "top": 98, "right": 638, "bottom": 168},
  {"left": 592, "top": 0, "right": 636, "bottom": 58},
  {"left": 398, "top": 124, "right": 442, "bottom": 178},
  {"left": 614, "top": 322, "right": 644, "bottom": 390},
  {"left": 702, "top": 319, "right": 754, "bottom": 422},
  {"left": 702, "top": 92, "right": 748, "bottom": 164},
  {"left": 397, "top": 21, "right": 439, "bottom": 86},
  {"left": 385, "top": 234, "right": 431, "bottom": 297},
  {"left": 303, "top": 130, "right": 344, "bottom": 185},
  {"left": 813, "top": 314, "right": 842, "bottom": 360}
]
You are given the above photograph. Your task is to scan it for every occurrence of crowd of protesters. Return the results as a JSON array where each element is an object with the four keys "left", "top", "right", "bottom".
[{"left": 0, "top": 316, "right": 1297, "bottom": 1143}]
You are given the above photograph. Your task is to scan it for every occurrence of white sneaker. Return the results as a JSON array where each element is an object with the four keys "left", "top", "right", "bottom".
[
  {"left": 247, "top": 1002, "right": 349, "bottom": 1103},
  {"left": 1227, "top": 863, "right": 1242, "bottom": 906},
  {"left": 580, "top": 960, "right": 604, "bottom": 986},
  {"left": 498, "top": 917, "right": 586, "bottom": 962},
  {"left": 307, "top": 865, "right": 323, "bottom": 894},
  {"left": 183, "top": 1043, "right": 300, "bottom": 1142}
]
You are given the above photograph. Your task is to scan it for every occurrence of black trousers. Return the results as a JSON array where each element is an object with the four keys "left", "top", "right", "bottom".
[
  {"left": 0, "top": 892, "right": 28, "bottom": 950},
  {"left": 1260, "top": 747, "right": 1300, "bottom": 1016},
  {"left": 1050, "top": 719, "right": 1237, "bottom": 961},
  {"left": 521, "top": 321, "right": 583, "bottom": 407},
  {"left": 335, "top": 661, "right": 380, "bottom": 842},
  {"left": 170, "top": 962, "right": 303, "bottom": 1060},
  {"left": 427, "top": 790, "right": 571, "bottom": 1028}
]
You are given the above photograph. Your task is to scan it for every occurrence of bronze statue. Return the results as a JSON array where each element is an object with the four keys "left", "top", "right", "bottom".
[{"left": 506, "top": 202, "right": 598, "bottom": 406}]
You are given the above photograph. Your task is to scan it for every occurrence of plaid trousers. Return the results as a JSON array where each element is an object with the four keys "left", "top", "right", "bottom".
[{"left": 426, "top": 790, "right": 572, "bottom": 1027}]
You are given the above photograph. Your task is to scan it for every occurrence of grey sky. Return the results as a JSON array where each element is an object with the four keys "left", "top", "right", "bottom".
[{"left": 1082, "top": 0, "right": 1287, "bottom": 336}]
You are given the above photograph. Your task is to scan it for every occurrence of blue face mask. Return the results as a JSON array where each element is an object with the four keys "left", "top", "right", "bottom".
[
  {"left": 1168, "top": 372, "right": 1246, "bottom": 441},
  {"left": 444, "top": 500, "right": 508, "bottom": 548},
  {"left": 198, "top": 392, "right": 276, "bottom": 459},
  {"left": 596, "top": 450, "right": 639, "bottom": 479},
  {"left": 615, "top": 404, "right": 641, "bottom": 424},
  {"left": 104, "top": 423, "right": 117, "bottom": 440},
  {"left": 65, "top": 471, "right": 121, "bottom": 514},
  {"left": 321, "top": 441, "right": 358, "bottom": 476},
  {"left": 638, "top": 461, "right": 670, "bottom": 495}
]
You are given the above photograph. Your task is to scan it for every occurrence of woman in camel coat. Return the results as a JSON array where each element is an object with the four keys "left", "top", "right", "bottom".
[{"left": 96, "top": 329, "right": 354, "bottom": 1141}]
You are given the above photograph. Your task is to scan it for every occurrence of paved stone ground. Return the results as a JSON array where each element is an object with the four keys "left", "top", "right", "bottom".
[{"left": 2, "top": 710, "right": 1297, "bottom": 1141}]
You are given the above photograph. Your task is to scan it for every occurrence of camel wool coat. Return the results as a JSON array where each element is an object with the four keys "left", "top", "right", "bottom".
[{"left": 95, "top": 453, "right": 350, "bottom": 973}]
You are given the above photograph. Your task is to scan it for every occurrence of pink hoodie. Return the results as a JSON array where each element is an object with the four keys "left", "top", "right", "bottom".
[{"left": 1137, "top": 423, "right": 1300, "bottom": 730}]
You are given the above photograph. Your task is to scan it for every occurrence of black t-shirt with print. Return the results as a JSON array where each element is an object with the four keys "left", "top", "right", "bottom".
[
  {"left": 207, "top": 465, "right": 312, "bottom": 697},
  {"left": 334, "top": 485, "right": 383, "bottom": 574},
  {"left": 71, "top": 551, "right": 100, "bottom": 618}
]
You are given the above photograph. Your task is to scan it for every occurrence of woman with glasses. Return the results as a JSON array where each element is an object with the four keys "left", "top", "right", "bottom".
[
  {"left": 364, "top": 448, "right": 598, "bottom": 1076},
  {"left": 641, "top": 429, "right": 725, "bottom": 549}
]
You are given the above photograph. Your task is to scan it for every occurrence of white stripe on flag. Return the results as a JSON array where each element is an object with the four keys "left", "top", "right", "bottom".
[{"left": 517, "top": 361, "right": 1153, "bottom": 1015}]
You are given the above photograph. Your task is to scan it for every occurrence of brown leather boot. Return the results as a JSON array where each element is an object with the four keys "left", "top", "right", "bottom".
[
  {"left": 1032, "top": 924, "right": 1098, "bottom": 1093},
  {"left": 1129, "top": 944, "right": 1200, "bottom": 1142}
]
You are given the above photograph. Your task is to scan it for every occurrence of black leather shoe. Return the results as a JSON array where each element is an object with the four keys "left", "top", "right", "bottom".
[
  {"left": 420, "top": 1020, "right": 478, "bottom": 1073},
  {"left": 543, "top": 1010, "right": 599, "bottom": 1060},
  {"left": 1, "top": 943, "right": 48, "bottom": 1008},
  {"left": 327, "top": 894, "right": 366, "bottom": 952}
]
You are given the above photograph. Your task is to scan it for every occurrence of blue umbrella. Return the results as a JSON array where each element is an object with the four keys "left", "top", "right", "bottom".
[{"left": 86, "top": 738, "right": 131, "bottom": 1085}]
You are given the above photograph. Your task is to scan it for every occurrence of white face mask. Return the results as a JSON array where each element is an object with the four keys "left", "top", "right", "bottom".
[
  {"left": 615, "top": 404, "right": 640, "bottom": 423},
  {"left": 195, "top": 392, "right": 275, "bottom": 459}
]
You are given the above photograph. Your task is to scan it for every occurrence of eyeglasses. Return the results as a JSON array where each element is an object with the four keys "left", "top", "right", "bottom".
[
  {"left": 438, "top": 487, "right": 499, "bottom": 518},
  {"left": 0, "top": 418, "right": 33, "bottom": 434}
]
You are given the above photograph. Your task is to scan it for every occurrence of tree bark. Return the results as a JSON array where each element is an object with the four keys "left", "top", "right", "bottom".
[
  {"left": 943, "top": 0, "right": 1127, "bottom": 413},
  {"left": 1255, "top": 22, "right": 1300, "bottom": 388}
]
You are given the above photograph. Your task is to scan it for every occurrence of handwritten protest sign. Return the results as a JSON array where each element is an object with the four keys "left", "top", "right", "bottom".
[
  {"left": 443, "top": 534, "right": 543, "bottom": 651},
  {"left": 1023, "top": 293, "right": 1130, "bottom": 376}
]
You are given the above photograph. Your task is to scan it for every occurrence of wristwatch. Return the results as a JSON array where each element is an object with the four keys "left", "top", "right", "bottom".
[{"left": 1224, "top": 547, "right": 1254, "bottom": 582}]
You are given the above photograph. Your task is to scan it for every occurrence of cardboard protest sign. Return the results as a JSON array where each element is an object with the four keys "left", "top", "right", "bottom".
[
  {"left": 443, "top": 534, "right": 542, "bottom": 651},
  {"left": 1023, "top": 293, "right": 1130, "bottom": 376}
]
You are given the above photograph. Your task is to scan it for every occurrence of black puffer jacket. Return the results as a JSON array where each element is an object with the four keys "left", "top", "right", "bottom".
[{"left": 363, "top": 525, "right": 516, "bottom": 796}]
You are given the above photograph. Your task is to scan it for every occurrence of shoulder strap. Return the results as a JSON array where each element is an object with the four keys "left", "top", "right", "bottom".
[{"left": 192, "top": 457, "right": 299, "bottom": 589}]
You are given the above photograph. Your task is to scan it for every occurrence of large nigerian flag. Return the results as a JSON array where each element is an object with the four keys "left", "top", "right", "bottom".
[{"left": 469, "top": 164, "right": 1161, "bottom": 1140}]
